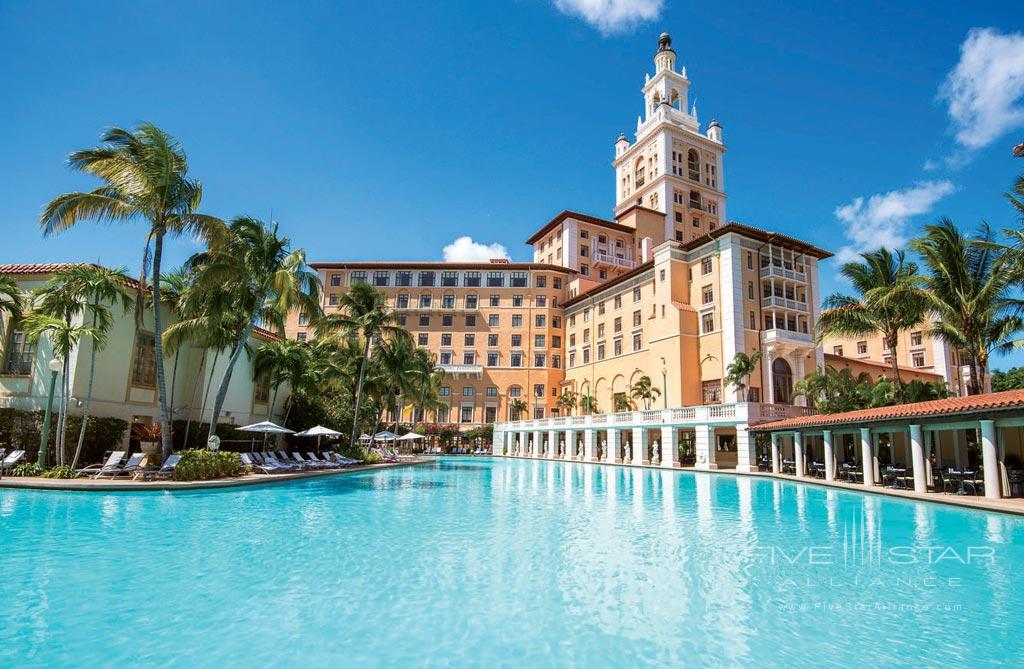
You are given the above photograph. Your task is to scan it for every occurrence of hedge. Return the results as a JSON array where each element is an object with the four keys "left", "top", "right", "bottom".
[
  {"left": 171, "top": 449, "right": 242, "bottom": 481},
  {"left": 0, "top": 408, "right": 128, "bottom": 465}
]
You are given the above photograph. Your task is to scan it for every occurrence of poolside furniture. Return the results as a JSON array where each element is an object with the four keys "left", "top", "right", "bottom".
[
  {"left": 263, "top": 453, "right": 299, "bottom": 470},
  {"left": 241, "top": 453, "right": 288, "bottom": 474},
  {"left": 77, "top": 451, "right": 125, "bottom": 479},
  {"left": 781, "top": 459, "right": 796, "bottom": 475},
  {"left": 306, "top": 453, "right": 340, "bottom": 469},
  {"left": 108, "top": 453, "right": 147, "bottom": 479},
  {"left": 147, "top": 454, "right": 181, "bottom": 479},
  {"left": 325, "top": 451, "right": 360, "bottom": 465},
  {"left": 0, "top": 449, "right": 25, "bottom": 474}
]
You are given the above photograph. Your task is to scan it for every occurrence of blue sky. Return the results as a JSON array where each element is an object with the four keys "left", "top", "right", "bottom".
[{"left": 2, "top": 1, "right": 1023, "bottom": 363}]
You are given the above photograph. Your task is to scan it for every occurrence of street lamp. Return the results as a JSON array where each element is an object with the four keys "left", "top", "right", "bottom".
[
  {"left": 37, "top": 357, "right": 62, "bottom": 468},
  {"left": 660, "top": 357, "right": 668, "bottom": 409}
]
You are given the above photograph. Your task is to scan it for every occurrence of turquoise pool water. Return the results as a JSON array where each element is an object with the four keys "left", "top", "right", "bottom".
[{"left": 1, "top": 458, "right": 1022, "bottom": 668}]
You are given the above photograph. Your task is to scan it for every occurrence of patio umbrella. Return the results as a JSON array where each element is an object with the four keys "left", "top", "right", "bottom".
[
  {"left": 397, "top": 432, "right": 425, "bottom": 441},
  {"left": 238, "top": 421, "right": 295, "bottom": 449},
  {"left": 294, "top": 425, "right": 342, "bottom": 449}
]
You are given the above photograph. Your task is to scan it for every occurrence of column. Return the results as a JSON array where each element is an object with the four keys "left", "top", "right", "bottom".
[
  {"left": 980, "top": 420, "right": 1000, "bottom": 500},
  {"left": 583, "top": 429, "right": 596, "bottom": 462},
  {"left": 909, "top": 424, "right": 927, "bottom": 493},
  {"left": 734, "top": 426, "right": 756, "bottom": 472},
  {"left": 871, "top": 432, "right": 881, "bottom": 483},
  {"left": 794, "top": 432, "right": 805, "bottom": 478},
  {"left": 695, "top": 425, "right": 717, "bottom": 470},
  {"left": 822, "top": 429, "right": 835, "bottom": 481},
  {"left": 770, "top": 432, "right": 781, "bottom": 473},
  {"left": 506, "top": 431, "right": 515, "bottom": 456},
  {"left": 520, "top": 431, "right": 530, "bottom": 456},
  {"left": 607, "top": 429, "right": 621, "bottom": 463},
  {"left": 632, "top": 426, "right": 648, "bottom": 466},
  {"left": 860, "top": 428, "right": 873, "bottom": 485},
  {"left": 661, "top": 426, "right": 679, "bottom": 468},
  {"left": 547, "top": 429, "right": 559, "bottom": 459},
  {"left": 563, "top": 429, "right": 575, "bottom": 460},
  {"left": 532, "top": 430, "right": 543, "bottom": 458}
]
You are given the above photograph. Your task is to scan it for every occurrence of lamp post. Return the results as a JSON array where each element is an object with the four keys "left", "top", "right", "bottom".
[
  {"left": 661, "top": 357, "right": 668, "bottom": 409},
  {"left": 37, "top": 357, "right": 62, "bottom": 469}
]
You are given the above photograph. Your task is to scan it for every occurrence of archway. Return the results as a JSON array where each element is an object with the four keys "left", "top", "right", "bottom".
[{"left": 772, "top": 358, "right": 794, "bottom": 405}]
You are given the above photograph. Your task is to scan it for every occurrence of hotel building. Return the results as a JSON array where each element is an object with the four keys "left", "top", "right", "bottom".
[{"left": 293, "top": 33, "right": 953, "bottom": 439}]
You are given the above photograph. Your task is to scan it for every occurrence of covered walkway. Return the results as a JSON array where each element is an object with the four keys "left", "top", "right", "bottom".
[{"left": 752, "top": 390, "right": 1024, "bottom": 501}]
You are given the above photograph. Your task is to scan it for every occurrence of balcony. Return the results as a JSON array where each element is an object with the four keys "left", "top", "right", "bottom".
[
  {"left": 759, "top": 264, "right": 807, "bottom": 282},
  {"left": 761, "top": 295, "right": 808, "bottom": 312},
  {"left": 593, "top": 251, "right": 636, "bottom": 270},
  {"left": 436, "top": 364, "right": 483, "bottom": 379},
  {"left": 760, "top": 328, "right": 813, "bottom": 348}
]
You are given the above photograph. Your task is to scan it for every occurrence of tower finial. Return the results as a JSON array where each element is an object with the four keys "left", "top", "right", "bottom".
[{"left": 658, "top": 32, "right": 673, "bottom": 52}]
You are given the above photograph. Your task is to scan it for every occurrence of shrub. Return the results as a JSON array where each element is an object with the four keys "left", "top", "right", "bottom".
[
  {"left": 10, "top": 462, "right": 42, "bottom": 477},
  {"left": 0, "top": 409, "right": 128, "bottom": 466},
  {"left": 171, "top": 450, "right": 242, "bottom": 481},
  {"left": 361, "top": 449, "right": 382, "bottom": 465},
  {"left": 42, "top": 465, "right": 78, "bottom": 479}
]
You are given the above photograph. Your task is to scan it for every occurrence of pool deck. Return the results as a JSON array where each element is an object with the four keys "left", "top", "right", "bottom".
[
  {"left": 0, "top": 458, "right": 430, "bottom": 492},
  {"left": 498, "top": 454, "right": 1024, "bottom": 516}
]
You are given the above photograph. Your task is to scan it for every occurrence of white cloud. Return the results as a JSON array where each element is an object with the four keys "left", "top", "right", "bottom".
[
  {"left": 922, "top": 158, "right": 938, "bottom": 171},
  {"left": 833, "top": 180, "right": 955, "bottom": 263},
  {"left": 938, "top": 27, "right": 1024, "bottom": 151},
  {"left": 442, "top": 236, "right": 510, "bottom": 262},
  {"left": 552, "top": 0, "right": 663, "bottom": 35}
]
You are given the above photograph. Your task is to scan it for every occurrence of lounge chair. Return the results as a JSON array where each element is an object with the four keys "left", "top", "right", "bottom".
[
  {"left": 287, "top": 452, "right": 316, "bottom": 469},
  {"left": 109, "top": 453, "right": 147, "bottom": 479},
  {"left": 77, "top": 451, "right": 125, "bottom": 479},
  {"left": 263, "top": 453, "right": 299, "bottom": 470},
  {"left": 0, "top": 449, "right": 25, "bottom": 474},
  {"left": 241, "top": 453, "right": 288, "bottom": 474},
  {"left": 148, "top": 454, "right": 181, "bottom": 479},
  {"left": 306, "top": 452, "right": 340, "bottom": 469},
  {"left": 325, "top": 451, "right": 360, "bottom": 465}
]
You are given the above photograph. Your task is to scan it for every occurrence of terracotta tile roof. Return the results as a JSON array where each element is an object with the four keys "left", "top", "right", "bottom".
[
  {"left": 753, "top": 389, "right": 1024, "bottom": 432},
  {"left": 678, "top": 221, "right": 833, "bottom": 259},
  {"left": 310, "top": 261, "right": 576, "bottom": 274},
  {"left": 525, "top": 210, "right": 635, "bottom": 245},
  {"left": 823, "top": 353, "right": 943, "bottom": 379}
]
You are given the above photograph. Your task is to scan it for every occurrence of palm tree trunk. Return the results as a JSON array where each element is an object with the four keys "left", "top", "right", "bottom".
[
  {"left": 72, "top": 304, "right": 100, "bottom": 468},
  {"left": 887, "top": 332, "right": 903, "bottom": 394},
  {"left": 268, "top": 383, "right": 281, "bottom": 420},
  {"left": 151, "top": 231, "right": 173, "bottom": 459},
  {"left": 183, "top": 348, "right": 209, "bottom": 449},
  {"left": 349, "top": 336, "right": 372, "bottom": 450},
  {"left": 196, "top": 349, "right": 221, "bottom": 444},
  {"left": 207, "top": 321, "right": 256, "bottom": 440},
  {"left": 169, "top": 349, "right": 180, "bottom": 423}
]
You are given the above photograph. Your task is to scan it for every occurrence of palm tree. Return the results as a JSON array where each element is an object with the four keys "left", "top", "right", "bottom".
[
  {"left": 613, "top": 392, "right": 634, "bottom": 412},
  {"left": 629, "top": 375, "right": 661, "bottom": 410},
  {"left": 580, "top": 393, "right": 599, "bottom": 415},
  {"left": 185, "top": 216, "right": 321, "bottom": 440},
  {"left": 40, "top": 124, "right": 224, "bottom": 458},
  {"left": 913, "top": 219, "right": 1023, "bottom": 394},
  {"left": 725, "top": 351, "right": 763, "bottom": 401},
  {"left": 253, "top": 338, "right": 310, "bottom": 422},
  {"left": 43, "top": 265, "right": 131, "bottom": 467},
  {"left": 21, "top": 312, "right": 102, "bottom": 466},
  {"left": 817, "top": 248, "right": 927, "bottom": 394},
  {"left": 508, "top": 398, "right": 528, "bottom": 421},
  {"left": 0, "top": 276, "right": 23, "bottom": 323},
  {"left": 369, "top": 332, "right": 426, "bottom": 436},
  {"left": 318, "top": 281, "right": 402, "bottom": 449},
  {"left": 412, "top": 367, "right": 449, "bottom": 424},
  {"left": 556, "top": 389, "right": 578, "bottom": 416},
  {"left": 1006, "top": 174, "right": 1024, "bottom": 222},
  {"left": 158, "top": 267, "right": 192, "bottom": 419}
]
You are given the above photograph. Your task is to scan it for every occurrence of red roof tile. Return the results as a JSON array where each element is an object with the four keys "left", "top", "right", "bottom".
[{"left": 753, "top": 389, "right": 1024, "bottom": 432}]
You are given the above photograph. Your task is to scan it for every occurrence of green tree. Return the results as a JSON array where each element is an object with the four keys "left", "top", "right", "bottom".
[
  {"left": 613, "top": 393, "right": 634, "bottom": 412},
  {"left": 253, "top": 338, "right": 310, "bottom": 422},
  {"left": 725, "top": 351, "right": 763, "bottom": 401},
  {"left": 509, "top": 398, "right": 528, "bottom": 420},
  {"left": 629, "top": 375, "right": 661, "bottom": 410},
  {"left": 818, "top": 248, "right": 927, "bottom": 394},
  {"left": 186, "top": 216, "right": 321, "bottom": 440},
  {"left": 0, "top": 276, "right": 23, "bottom": 322},
  {"left": 991, "top": 367, "right": 1024, "bottom": 392},
  {"left": 912, "top": 219, "right": 1022, "bottom": 395},
  {"left": 1006, "top": 174, "right": 1024, "bottom": 222},
  {"left": 556, "top": 389, "right": 579, "bottom": 416},
  {"left": 580, "top": 393, "right": 599, "bottom": 414},
  {"left": 40, "top": 124, "right": 224, "bottom": 458}
]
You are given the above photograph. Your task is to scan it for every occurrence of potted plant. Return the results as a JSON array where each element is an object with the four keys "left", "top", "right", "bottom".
[{"left": 132, "top": 423, "right": 163, "bottom": 459}]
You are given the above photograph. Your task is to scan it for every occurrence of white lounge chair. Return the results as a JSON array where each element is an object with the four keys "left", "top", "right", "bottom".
[
  {"left": 108, "top": 453, "right": 147, "bottom": 479},
  {"left": 241, "top": 453, "right": 287, "bottom": 474},
  {"left": 77, "top": 451, "right": 125, "bottom": 479},
  {"left": 146, "top": 454, "right": 181, "bottom": 479},
  {"left": 0, "top": 449, "right": 25, "bottom": 474},
  {"left": 306, "top": 453, "right": 340, "bottom": 469}
]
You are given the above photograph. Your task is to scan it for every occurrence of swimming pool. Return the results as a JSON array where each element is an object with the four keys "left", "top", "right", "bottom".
[{"left": 1, "top": 457, "right": 1021, "bottom": 667}]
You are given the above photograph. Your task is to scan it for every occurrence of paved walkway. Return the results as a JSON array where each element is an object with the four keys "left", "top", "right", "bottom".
[
  {"left": 0, "top": 459, "right": 428, "bottom": 492},
  {"left": 499, "top": 454, "right": 1024, "bottom": 516}
]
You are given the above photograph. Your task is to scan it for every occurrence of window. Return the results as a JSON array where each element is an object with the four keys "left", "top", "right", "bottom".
[
  {"left": 701, "top": 257, "right": 713, "bottom": 275},
  {"left": 613, "top": 317, "right": 622, "bottom": 333},
  {"left": 553, "top": 278, "right": 561, "bottom": 289},
  {"left": 582, "top": 347, "right": 590, "bottom": 364},
  {"left": 580, "top": 230, "right": 589, "bottom": 239},
  {"left": 912, "top": 352, "right": 926, "bottom": 368},
  {"left": 297, "top": 332, "right": 307, "bottom": 342},
  {"left": 509, "top": 386, "right": 522, "bottom": 398},
  {"left": 298, "top": 313, "right": 308, "bottom": 326},
  {"left": 552, "top": 354, "right": 561, "bottom": 369},
  {"left": 750, "top": 311, "right": 756, "bottom": 329},
  {"left": 597, "top": 342, "right": 605, "bottom": 360},
  {"left": 485, "top": 406, "right": 497, "bottom": 423},
  {"left": 533, "top": 407, "right": 544, "bottom": 419},
  {"left": 747, "top": 252, "right": 753, "bottom": 270},
  {"left": 702, "top": 285, "right": 714, "bottom": 304},
  {"left": 487, "top": 272, "right": 504, "bottom": 287},
  {"left": 512, "top": 315, "right": 522, "bottom": 327},
  {"left": 464, "top": 271, "right": 481, "bottom": 287},
  {"left": 328, "top": 293, "right": 339, "bottom": 306},
  {"left": 511, "top": 334, "right": 522, "bottom": 347},
  {"left": 439, "top": 352, "right": 452, "bottom": 364},
  {"left": 583, "top": 309, "right": 590, "bottom": 322},
  {"left": 701, "top": 311, "right": 715, "bottom": 334},
  {"left": 510, "top": 272, "right": 528, "bottom": 288},
  {"left": 330, "top": 273, "right": 341, "bottom": 287},
  {"left": 511, "top": 352, "right": 523, "bottom": 367},
  {"left": 613, "top": 295, "right": 622, "bottom": 310},
  {"left": 535, "top": 315, "right": 546, "bottom": 328},
  {"left": 461, "top": 406, "right": 474, "bottom": 424},
  {"left": 910, "top": 331, "right": 923, "bottom": 347},
  {"left": 580, "top": 245, "right": 589, "bottom": 257},
  {"left": 442, "top": 294, "right": 455, "bottom": 308},
  {"left": 512, "top": 295, "right": 524, "bottom": 307},
  {"left": 417, "top": 333, "right": 429, "bottom": 346},
  {"left": 632, "top": 333, "right": 642, "bottom": 351},
  {"left": 396, "top": 271, "right": 412, "bottom": 286},
  {"left": 418, "top": 294, "right": 432, "bottom": 309},
  {"left": 442, "top": 315, "right": 453, "bottom": 327},
  {"left": 465, "top": 294, "right": 478, "bottom": 309},
  {"left": 487, "top": 334, "right": 498, "bottom": 347},
  {"left": 533, "top": 384, "right": 544, "bottom": 398},
  {"left": 580, "top": 265, "right": 589, "bottom": 276},
  {"left": 568, "top": 351, "right": 576, "bottom": 367},
  {"left": 464, "top": 333, "right": 475, "bottom": 346},
  {"left": 489, "top": 294, "right": 500, "bottom": 307},
  {"left": 372, "top": 271, "right": 389, "bottom": 287},
  {"left": 441, "top": 333, "right": 452, "bottom": 346},
  {"left": 418, "top": 271, "right": 436, "bottom": 287},
  {"left": 857, "top": 341, "right": 867, "bottom": 355},
  {"left": 534, "top": 353, "right": 546, "bottom": 367},
  {"left": 486, "top": 386, "right": 498, "bottom": 397},
  {"left": 534, "top": 334, "right": 546, "bottom": 348},
  {"left": 633, "top": 310, "right": 641, "bottom": 327},
  {"left": 2, "top": 327, "right": 35, "bottom": 376},
  {"left": 487, "top": 352, "right": 499, "bottom": 366},
  {"left": 535, "top": 295, "right": 547, "bottom": 308},
  {"left": 633, "top": 287, "right": 641, "bottom": 302},
  {"left": 613, "top": 338, "right": 622, "bottom": 356},
  {"left": 552, "top": 316, "right": 561, "bottom": 328},
  {"left": 536, "top": 276, "right": 547, "bottom": 288},
  {"left": 349, "top": 271, "right": 367, "bottom": 285},
  {"left": 131, "top": 332, "right": 157, "bottom": 387},
  {"left": 440, "top": 386, "right": 451, "bottom": 397},
  {"left": 833, "top": 345, "right": 843, "bottom": 356},
  {"left": 441, "top": 271, "right": 459, "bottom": 287},
  {"left": 419, "top": 315, "right": 430, "bottom": 327},
  {"left": 465, "top": 315, "right": 476, "bottom": 327},
  {"left": 463, "top": 352, "right": 476, "bottom": 365},
  {"left": 488, "top": 314, "right": 499, "bottom": 327},
  {"left": 597, "top": 323, "right": 605, "bottom": 338},
  {"left": 748, "top": 282, "right": 754, "bottom": 300},
  {"left": 702, "top": 380, "right": 722, "bottom": 404}
]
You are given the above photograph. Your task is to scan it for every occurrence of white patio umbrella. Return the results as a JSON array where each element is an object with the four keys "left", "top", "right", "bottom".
[
  {"left": 397, "top": 432, "right": 425, "bottom": 441},
  {"left": 238, "top": 421, "right": 295, "bottom": 449},
  {"left": 294, "top": 425, "right": 342, "bottom": 449}
]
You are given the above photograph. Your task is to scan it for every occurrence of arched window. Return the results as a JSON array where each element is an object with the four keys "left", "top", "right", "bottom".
[
  {"left": 689, "top": 190, "right": 701, "bottom": 210},
  {"left": 772, "top": 358, "right": 794, "bottom": 405},
  {"left": 634, "top": 157, "right": 646, "bottom": 187},
  {"left": 687, "top": 149, "right": 700, "bottom": 181},
  {"left": 670, "top": 89, "right": 680, "bottom": 110}
]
